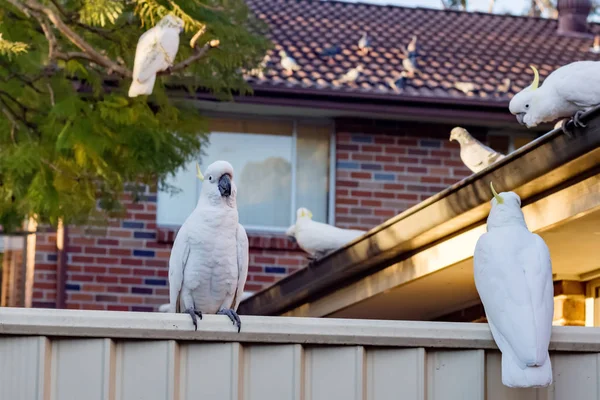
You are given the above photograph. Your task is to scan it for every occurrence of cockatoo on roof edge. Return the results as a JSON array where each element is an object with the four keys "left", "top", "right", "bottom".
[
  {"left": 509, "top": 62, "right": 600, "bottom": 138},
  {"left": 128, "top": 14, "right": 184, "bottom": 98},
  {"left": 474, "top": 183, "right": 554, "bottom": 388}
]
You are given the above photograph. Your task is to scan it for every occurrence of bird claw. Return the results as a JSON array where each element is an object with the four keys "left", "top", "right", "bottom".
[
  {"left": 573, "top": 110, "right": 587, "bottom": 128},
  {"left": 218, "top": 308, "right": 241, "bottom": 332},
  {"left": 561, "top": 122, "right": 574, "bottom": 139},
  {"left": 186, "top": 308, "right": 203, "bottom": 331}
]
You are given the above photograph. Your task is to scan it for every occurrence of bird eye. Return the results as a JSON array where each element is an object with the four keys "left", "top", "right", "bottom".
[
  {"left": 525, "top": 104, "right": 529, "bottom": 109},
  {"left": 208, "top": 176, "right": 212, "bottom": 181}
]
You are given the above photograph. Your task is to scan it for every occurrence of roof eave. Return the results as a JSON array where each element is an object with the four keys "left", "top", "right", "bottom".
[{"left": 238, "top": 106, "right": 600, "bottom": 316}]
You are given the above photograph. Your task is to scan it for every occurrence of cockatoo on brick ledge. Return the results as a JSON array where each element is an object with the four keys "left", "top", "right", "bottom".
[
  {"left": 289, "top": 207, "right": 366, "bottom": 262},
  {"left": 128, "top": 14, "right": 184, "bottom": 97},
  {"left": 474, "top": 183, "right": 554, "bottom": 388},
  {"left": 167, "top": 161, "right": 249, "bottom": 332}
]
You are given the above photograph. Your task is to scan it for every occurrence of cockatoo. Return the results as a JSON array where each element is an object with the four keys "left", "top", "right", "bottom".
[
  {"left": 509, "top": 62, "right": 600, "bottom": 137},
  {"left": 289, "top": 207, "right": 366, "bottom": 262},
  {"left": 338, "top": 65, "right": 363, "bottom": 84},
  {"left": 279, "top": 50, "right": 300, "bottom": 75},
  {"left": 449, "top": 127, "right": 505, "bottom": 173},
  {"left": 474, "top": 183, "right": 554, "bottom": 388},
  {"left": 167, "top": 160, "right": 249, "bottom": 332},
  {"left": 358, "top": 32, "right": 370, "bottom": 55},
  {"left": 128, "top": 14, "right": 184, "bottom": 97}
]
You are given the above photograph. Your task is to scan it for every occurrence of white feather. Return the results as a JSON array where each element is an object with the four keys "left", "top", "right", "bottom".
[
  {"left": 473, "top": 190, "right": 553, "bottom": 388},
  {"left": 167, "top": 161, "right": 249, "bottom": 318},
  {"left": 129, "top": 15, "right": 184, "bottom": 98},
  {"left": 292, "top": 208, "right": 366, "bottom": 256}
]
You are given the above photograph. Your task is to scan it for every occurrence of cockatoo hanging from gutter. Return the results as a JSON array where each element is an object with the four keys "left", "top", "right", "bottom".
[
  {"left": 473, "top": 183, "right": 554, "bottom": 388},
  {"left": 128, "top": 14, "right": 184, "bottom": 97}
]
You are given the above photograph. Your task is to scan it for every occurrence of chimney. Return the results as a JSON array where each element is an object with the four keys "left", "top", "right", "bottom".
[{"left": 557, "top": 0, "right": 592, "bottom": 35}]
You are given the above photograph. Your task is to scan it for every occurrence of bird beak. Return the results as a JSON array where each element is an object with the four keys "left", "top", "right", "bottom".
[
  {"left": 218, "top": 174, "right": 232, "bottom": 197},
  {"left": 515, "top": 113, "right": 526, "bottom": 125}
]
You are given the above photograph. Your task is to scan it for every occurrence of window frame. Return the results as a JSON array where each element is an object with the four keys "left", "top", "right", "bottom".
[{"left": 157, "top": 116, "right": 337, "bottom": 234}]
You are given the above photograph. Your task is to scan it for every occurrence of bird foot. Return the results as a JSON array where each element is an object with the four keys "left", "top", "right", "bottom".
[
  {"left": 186, "top": 308, "right": 203, "bottom": 331},
  {"left": 218, "top": 308, "right": 241, "bottom": 332},
  {"left": 573, "top": 110, "right": 587, "bottom": 128},
  {"left": 561, "top": 120, "right": 575, "bottom": 139}
]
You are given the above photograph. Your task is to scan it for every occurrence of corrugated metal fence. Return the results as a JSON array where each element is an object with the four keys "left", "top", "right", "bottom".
[{"left": 1, "top": 308, "right": 600, "bottom": 400}]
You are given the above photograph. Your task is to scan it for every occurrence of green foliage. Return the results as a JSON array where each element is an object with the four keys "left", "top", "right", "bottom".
[{"left": 0, "top": 0, "right": 271, "bottom": 232}]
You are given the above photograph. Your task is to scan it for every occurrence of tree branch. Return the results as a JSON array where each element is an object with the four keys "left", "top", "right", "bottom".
[
  {"left": 159, "top": 40, "right": 217, "bottom": 76},
  {"left": 17, "top": 0, "right": 133, "bottom": 77}
]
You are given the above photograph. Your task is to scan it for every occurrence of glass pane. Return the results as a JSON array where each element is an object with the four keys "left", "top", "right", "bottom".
[
  {"left": 199, "top": 131, "right": 293, "bottom": 228},
  {"left": 295, "top": 123, "right": 331, "bottom": 223},
  {"left": 157, "top": 160, "right": 198, "bottom": 226}
]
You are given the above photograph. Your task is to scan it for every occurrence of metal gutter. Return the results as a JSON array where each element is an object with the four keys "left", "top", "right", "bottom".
[{"left": 238, "top": 107, "right": 600, "bottom": 316}]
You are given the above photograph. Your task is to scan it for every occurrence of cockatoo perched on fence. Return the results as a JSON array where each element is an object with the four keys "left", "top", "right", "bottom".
[
  {"left": 128, "top": 14, "right": 184, "bottom": 97},
  {"left": 474, "top": 183, "right": 554, "bottom": 388},
  {"left": 449, "top": 127, "right": 505, "bottom": 173},
  {"left": 288, "top": 207, "right": 366, "bottom": 262},
  {"left": 167, "top": 160, "right": 249, "bottom": 332},
  {"left": 509, "top": 62, "right": 600, "bottom": 137}
]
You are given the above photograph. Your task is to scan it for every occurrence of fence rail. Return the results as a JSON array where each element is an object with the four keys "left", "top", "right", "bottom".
[{"left": 1, "top": 308, "right": 600, "bottom": 400}]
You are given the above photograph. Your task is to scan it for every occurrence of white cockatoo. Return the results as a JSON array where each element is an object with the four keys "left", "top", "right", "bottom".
[
  {"left": 358, "top": 32, "right": 370, "bottom": 54},
  {"left": 279, "top": 50, "right": 300, "bottom": 75},
  {"left": 509, "top": 62, "right": 600, "bottom": 137},
  {"left": 474, "top": 183, "right": 554, "bottom": 388},
  {"left": 167, "top": 160, "right": 249, "bottom": 332},
  {"left": 449, "top": 127, "right": 505, "bottom": 173},
  {"left": 128, "top": 14, "right": 184, "bottom": 98},
  {"left": 289, "top": 207, "right": 366, "bottom": 261}
]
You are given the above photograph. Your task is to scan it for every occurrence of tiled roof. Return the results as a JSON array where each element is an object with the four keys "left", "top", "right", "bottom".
[{"left": 244, "top": 0, "right": 600, "bottom": 103}]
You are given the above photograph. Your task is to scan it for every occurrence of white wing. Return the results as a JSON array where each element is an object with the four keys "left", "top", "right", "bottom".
[
  {"left": 168, "top": 223, "right": 191, "bottom": 313},
  {"left": 232, "top": 223, "right": 249, "bottom": 311},
  {"left": 132, "top": 26, "right": 180, "bottom": 84},
  {"left": 474, "top": 230, "right": 553, "bottom": 367},
  {"left": 296, "top": 220, "right": 366, "bottom": 254},
  {"left": 461, "top": 141, "right": 504, "bottom": 172},
  {"left": 549, "top": 61, "right": 600, "bottom": 109}
]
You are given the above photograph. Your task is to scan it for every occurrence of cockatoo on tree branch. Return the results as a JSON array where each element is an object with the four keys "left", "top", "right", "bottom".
[{"left": 129, "top": 14, "right": 185, "bottom": 97}]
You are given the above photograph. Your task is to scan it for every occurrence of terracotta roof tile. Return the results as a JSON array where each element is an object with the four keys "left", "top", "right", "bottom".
[{"left": 244, "top": 0, "right": 600, "bottom": 103}]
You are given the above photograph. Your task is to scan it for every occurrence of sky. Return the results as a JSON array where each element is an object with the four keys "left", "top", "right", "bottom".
[{"left": 333, "top": 0, "right": 540, "bottom": 17}]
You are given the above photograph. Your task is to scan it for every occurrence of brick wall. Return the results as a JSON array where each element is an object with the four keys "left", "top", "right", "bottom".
[
  {"left": 32, "top": 188, "right": 307, "bottom": 311},
  {"left": 334, "top": 124, "right": 472, "bottom": 230},
  {"left": 31, "top": 119, "right": 482, "bottom": 311}
]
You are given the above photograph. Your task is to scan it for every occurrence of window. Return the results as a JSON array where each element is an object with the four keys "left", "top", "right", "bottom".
[{"left": 157, "top": 117, "right": 333, "bottom": 232}]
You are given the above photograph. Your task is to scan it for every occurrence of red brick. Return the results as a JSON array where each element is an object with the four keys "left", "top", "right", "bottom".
[
  {"left": 421, "top": 176, "right": 442, "bottom": 183},
  {"left": 350, "top": 208, "right": 372, "bottom": 215},
  {"left": 109, "top": 267, "right": 132, "bottom": 275},
  {"left": 350, "top": 172, "right": 372, "bottom": 179},
  {"left": 106, "top": 285, "right": 129, "bottom": 293},
  {"left": 337, "top": 152, "right": 350, "bottom": 160},
  {"left": 397, "top": 193, "right": 419, "bottom": 201},
  {"left": 407, "top": 167, "right": 428, "bottom": 174},
  {"left": 121, "top": 296, "right": 144, "bottom": 304},
  {"left": 70, "top": 274, "right": 94, "bottom": 282},
  {"left": 397, "top": 138, "right": 418, "bottom": 146},
  {"left": 84, "top": 266, "right": 107, "bottom": 274},
  {"left": 133, "top": 213, "right": 156, "bottom": 221},
  {"left": 85, "top": 247, "right": 107, "bottom": 255},
  {"left": 97, "top": 275, "right": 118, "bottom": 283},
  {"left": 36, "top": 282, "right": 55, "bottom": 290},
  {"left": 96, "top": 294, "right": 118, "bottom": 302},
  {"left": 249, "top": 266, "right": 264, "bottom": 273},
  {"left": 362, "top": 145, "right": 383, "bottom": 153},
  {"left": 108, "top": 305, "right": 129, "bottom": 311},
  {"left": 36, "top": 244, "right": 57, "bottom": 252},
  {"left": 422, "top": 159, "right": 442, "bottom": 166},
  {"left": 337, "top": 216, "right": 359, "bottom": 224},
  {"left": 351, "top": 190, "right": 372, "bottom": 198},
  {"left": 121, "top": 277, "right": 143, "bottom": 284},
  {"left": 375, "top": 155, "right": 395, "bottom": 162},
  {"left": 432, "top": 150, "right": 452, "bottom": 157},
  {"left": 384, "top": 165, "right": 405, "bottom": 172},
  {"left": 121, "top": 258, "right": 143, "bottom": 266},
  {"left": 384, "top": 183, "right": 405, "bottom": 190},
  {"left": 71, "top": 293, "right": 94, "bottom": 301},
  {"left": 35, "top": 264, "right": 57, "bottom": 271},
  {"left": 337, "top": 180, "right": 359, "bottom": 188},
  {"left": 72, "top": 237, "right": 96, "bottom": 246},
  {"left": 98, "top": 239, "right": 119, "bottom": 246},
  {"left": 336, "top": 207, "right": 349, "bottom": 214},
  {"left": 373, "top": 192, "right": 395, "bottom": 199},
  {"left": 82, "top": 284, "right": 106, "bottom": 292},
  {"left": 146, "top": 204, "right": 157, "bottom": 212},
  {"left": 253, "top": 275, "right": 275, "bottom": 282},
  {"left": 127, "top": 203, "right": 145, "bottom": 211},
  {"left": 443, "top": 160, "right": 464, "bottom": 167},
  {"left": 338, "top": 144, "right": 359, "bottom": 151},
  {"left": 145, "top": 259, "right": 168, "bottom": 267},
  {"left": 351, "top": 154, "right": 374, "bottom": 161},
  {"left": 278, "top": 258, "right": 302, "bottom": 266},
  {"left": 337, "top": 198, "right": 359, "bottom": 205},
  {"left": 386, "top": 146, "right": 407, "bottom": 154},
  {"left": 397, "top": 157, "right": 419, "bottom": 164},
  {"left": 361, "top": 199, "right": 382, "bottom": 207},
  {"left": 96, "top": 257, "right": 119, "bottom": 265},
  {"left": 374, "top": 137, "right": 395, "bottom": 144},
  {"left": 396, "top": 175, "right": 420, "bottom": 182},
  {"left": 244, "top": 283, "right": 264, "bottom": 291},
  {"left": 109, "top": 230, "right": 132, "bottom": 238},
  {"left": 71, "top": 256, "right": 95, "bottom": 263},
  {"left": 133, "top": 268, "right": 156, "bottom": 276},
  {"left": 67, "top": 246, "right": 83, "bottom": 253},
  {"left": 254, "top": 256, "right": 275, "bottom": 264}
]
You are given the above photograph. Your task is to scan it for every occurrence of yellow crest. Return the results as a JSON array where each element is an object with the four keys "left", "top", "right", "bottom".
[
  {"left": 196, "top": 163, "right": 204, "bottom": 181},
  {"left": 490, "top": 182, "right": 503, "bottom": 204}
]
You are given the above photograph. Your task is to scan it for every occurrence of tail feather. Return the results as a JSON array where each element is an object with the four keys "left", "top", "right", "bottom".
[
  {"left": 501, "top": 351, "right": 553, "bottom": 388},
  {"left": 128, "top": 74, "right": 156, "bottom": 97}
]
